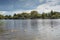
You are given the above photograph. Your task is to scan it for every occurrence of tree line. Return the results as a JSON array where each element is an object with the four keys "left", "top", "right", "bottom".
[{"left": 0, "top": 10, "right": 60, "bottom": 19}]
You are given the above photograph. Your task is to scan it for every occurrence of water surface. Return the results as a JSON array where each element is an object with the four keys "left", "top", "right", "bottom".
[{"left": 0, "top": 19, "right": 60, "bottom": 40}]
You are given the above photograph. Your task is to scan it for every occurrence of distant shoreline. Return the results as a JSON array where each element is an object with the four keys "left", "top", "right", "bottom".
[{"left": 0, "top": 10, "right": 60, "bottom": 19}]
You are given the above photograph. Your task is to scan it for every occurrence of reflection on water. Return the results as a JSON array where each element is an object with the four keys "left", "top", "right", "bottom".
[{"left": 0, "top": 19, "right": 60, "bottom": 40}]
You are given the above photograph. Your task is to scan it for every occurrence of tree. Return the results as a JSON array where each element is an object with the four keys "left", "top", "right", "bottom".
[
  {"left": 42, "top": 13, "right": 48, "bottom": 19},
  {"left": 8, "top": 15, "right": 12, "bottom": 19},
  {"left": 21, "top": 12, "right": 30, "bottom": 19},
  {"left": 30, "top": 11, "right": 40, "bottom": 19},
  {"left": 13, "top": 14, "right": 18, "bottom": 19},
  {"left": 0, "top": 14, "right": 4, "bottom": 19}
]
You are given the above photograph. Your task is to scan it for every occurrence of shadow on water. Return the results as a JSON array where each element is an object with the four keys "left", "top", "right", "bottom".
[
  {"left": 30, "top": 19, "right": 38, "bottom": 30},
  {"left": 51, "top": 19, "right": 53, "bottom": 28},
  {"left": 30, "top": 19, "right": 40, "bottom": 38},
  {"left": 50, "top": 19, "right": 60, "bottom": 28},
  {"left": 0, "top": 20, "right": 6, "bottom": 34}
]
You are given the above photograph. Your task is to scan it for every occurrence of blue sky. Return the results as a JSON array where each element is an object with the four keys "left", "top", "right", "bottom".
[
  {"left": 0, "top": 0, "right": 45, "bottom": 11},
  {"left": 0, "top": 0, "right": 60, "bottom": 15}
]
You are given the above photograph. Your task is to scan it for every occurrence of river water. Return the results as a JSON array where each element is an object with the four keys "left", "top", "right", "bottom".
[{"left": 0, "top": 19, "right": 60, "bottom": 40}]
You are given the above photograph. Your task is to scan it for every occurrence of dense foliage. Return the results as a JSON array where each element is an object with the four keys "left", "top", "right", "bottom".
[{"left": 0, "top": 10, "right": 60, "bottom": 19}]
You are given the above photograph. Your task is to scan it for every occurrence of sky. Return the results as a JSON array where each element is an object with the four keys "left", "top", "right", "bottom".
[{"left": 0, "top": 0, "right": 60, "bottom": 15}]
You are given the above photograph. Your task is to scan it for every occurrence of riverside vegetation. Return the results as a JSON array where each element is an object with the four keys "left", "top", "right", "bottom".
[{"left": 0, "top": 10, "right": 60, "bottom": 19}]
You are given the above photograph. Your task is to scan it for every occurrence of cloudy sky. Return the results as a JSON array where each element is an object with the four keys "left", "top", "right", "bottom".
[{"left": 0, "top": 0, "right": 60, "bottom": 15}]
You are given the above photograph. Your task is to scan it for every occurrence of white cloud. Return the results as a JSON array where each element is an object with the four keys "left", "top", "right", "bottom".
[
  {"left": 19, "top": 0, "right": 28, "bottom": 1},
  {"left": 34, "top": 0, "right": 60, "bottom": 13},
  {"left": 0, "top": 0, "right": 60, "bottom": 15},
  {"left": 39, "top": 0, "right": 44, "bottom": 3},
  {"left": 23, "top": 2, "right": 34, "bottom": 7},
  {"left": 0, "top": 11, "right": 7, "bottom": 15},
  {"left": 12, "top": 10, "right": 32, "bottom": 14},
  {"left": 0, "top": 10, "right": 32, "bottom": 15}
]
